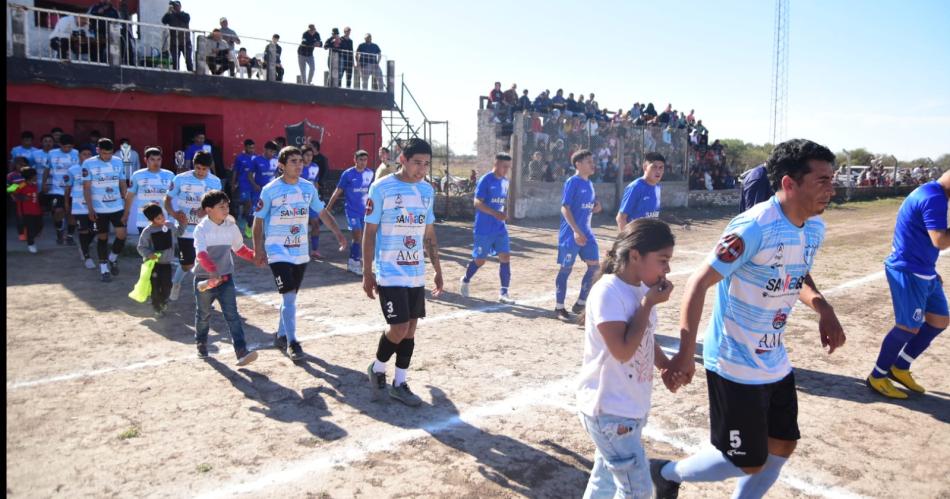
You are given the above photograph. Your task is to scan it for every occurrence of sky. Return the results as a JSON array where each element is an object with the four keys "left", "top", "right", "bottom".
[{"left": 182, "top": 0, "right": 950, "bottom": 160}]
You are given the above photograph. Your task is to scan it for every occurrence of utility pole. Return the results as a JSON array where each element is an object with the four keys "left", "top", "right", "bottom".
[{"left": 769, "top": 0, "right": 789, "bottom": 145}]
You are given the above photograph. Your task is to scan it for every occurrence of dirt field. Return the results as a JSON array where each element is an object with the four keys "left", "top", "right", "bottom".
[{"left": 6, "top": 198, "right": 950, "bottom": 498}]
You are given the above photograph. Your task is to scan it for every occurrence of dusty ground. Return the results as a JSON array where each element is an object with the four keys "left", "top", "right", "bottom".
[{"left": 6, "top": 198, "right": 950, "bottom": 498}]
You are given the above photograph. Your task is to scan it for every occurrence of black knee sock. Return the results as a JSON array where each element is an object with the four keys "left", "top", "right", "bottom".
[
  {"left": 97, "top": 238, "right": 109, "bottom": 261},
  {"left": 67, "top": 224, "right": 76, "bottom": 235},
  {"left": 79, "top": 231, "right": 93, "bottom": 258},
  {"left": 395, "top": 338, "right": 415, "bottom": 369},
  {"left": 111, "top": 237, "right": 126, "bottom": 255},
  {"left": 375, "top": 333, "right": 399, "bottom": 363}
]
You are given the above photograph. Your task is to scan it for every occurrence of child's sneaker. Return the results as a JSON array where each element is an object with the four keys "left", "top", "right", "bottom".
[
  {"left": 499, "top": 293, "right": 515, "bottom": 304},
  {"left": 389, "top": 382, "right": 422, "bottom": 407},
  {"left": 65, "top": 234, "right": 75, "bottom": 245},
  {"left": 27, "top": 244, "right": 38, "bottom": 254},
  {"left": 100, "top": 271, "right": 112, "bottom": 282},
  {"left": 169, "top": 282, "right": 181, "bottom": 301},
  {"left": 109, "top": 260, "right": 120, "bottom": 276}
]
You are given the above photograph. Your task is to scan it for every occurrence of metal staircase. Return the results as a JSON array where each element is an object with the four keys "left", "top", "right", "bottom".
[{"left": 382, "top": 76, "right": 449, "bottom": 173}]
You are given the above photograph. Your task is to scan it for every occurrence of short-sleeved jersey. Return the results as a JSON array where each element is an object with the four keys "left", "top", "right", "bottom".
[
  {"left": 254, "top": 178, "right": 324, "bottom": 264},
  {"left": 740, "top": 164, "right": 774, "bottom": 212},
  {"left": 253, "top": 155, "right": 278, "bottom": 187},
  {"left": 47, "top": 148, "right": 79, "bottom": 195},
  {"left": 81, "top": 155, "right": 127, "bottom": 213},
  {"left": 704, "top": 196, "right": 825, "bottom": 385},
  {"left": 558, "top": 175, "right": 597, "bottom": 244},
  {"left": 302, "top": 162, "right": 320, "bottom": 184},
  {"left": 473, "top": 172, "right": 509, "bottom": 236},
  {"left": 67, "top": 163, "right": 89, "bottom": 215},
  {"left": 129, "top": 168, "right": 175, "bottom": 227},
  {"left": 31, "top": 148, "right": 53, "bottom": 179},
  {"left": 337, "top": 166, "right": 375, "bottom": 219},
  {"left": 167, "top": 171, "right": 222, "bottom": 238},
  {"left": 233, "top": 153, "right": 256, "bottom": 192},
  {"left": 885, "top": 181, "right": 948, "bottom": 276},
  {"left": 184, "top": 143, "right": 212, "bottom": 162},
  {"left": 364, "top": 174, "right": 435, "bottom": 287},
  {"left": 11, "top": 146, "right": 38, "bottom": 166},
  {"left": 619, "top": 178, "right": 661, "bottom": 220}
]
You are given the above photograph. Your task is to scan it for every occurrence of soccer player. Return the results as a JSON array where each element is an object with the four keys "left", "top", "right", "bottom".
[
  {"left": 10, "top": 131, "right": 37, "bottom": 168},
  {"left": 650, "top": 139, "right": 846, "bottom": 499},
  {"left": 46, "top": 134, "right": 80, "bottom": 245},
  {"left": 184, "top": 132, "right": 212, "bottom": 170},
  {"left": 866, "top": 168, "right": 950, "bottom": 398},
  {"left": 362, "top": 138, "right": 444, "bottom": 407},
  {"left": 249, "top": 141, "right": 279, "bottom": 207},
  {"left": 82, "top": 138, "right": 128, "bottom": 282},
  {"left": 555, "top": 149, "right": 603, "bottom": 321},
  {"left": 123, "top": 147, "right": 174, "bottom": 234},
  {"left": 66, "top": 146, "right": 96, "bottom": 268},
  {"left": 230, "top": 139, "right": 257, "bottom": 237},
  {"left": 459, "top": 153, "right": 515, "bottom": 303},
  {"left": 739, "top": 163, "right": 774, "bottom": 212},
  {"left": 301, "top": 146, "right": 323, "bottom": 259},
  {"left": 326, "top": 149, "right": 374, "bottom": 275},
  {"left": 165, "top": 151, "right": 223, "bottom": 300},
  {"left": 252, "top": 146, "right": 346, "bottom": 361},
  {"left": 616, "top": 152, "right": 665, "bottom": 232},
  {"left": 33, "top": 134, "right": 55, "bottom": 218}
]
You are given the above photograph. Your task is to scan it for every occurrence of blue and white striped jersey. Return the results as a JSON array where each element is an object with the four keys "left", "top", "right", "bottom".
[
  {"left": 167, "top": 171, "right": 222, "bottom": 238},
  {"left": 81, "top": 155, "right": 126, "bottom": 214},
  {"left": 364, "top": 174, "right": 435, "bottom": 288},
  {"left": 254, "top": 178, "right": 324, "bottom": 265}
]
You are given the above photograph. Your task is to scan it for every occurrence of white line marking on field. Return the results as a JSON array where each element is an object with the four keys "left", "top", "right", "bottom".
[
  {"left": 822, "top": 248, "right": 949, "bottom": 295},
  {"left": 7, "top": 357, "right": 188, "bottom": 390}
]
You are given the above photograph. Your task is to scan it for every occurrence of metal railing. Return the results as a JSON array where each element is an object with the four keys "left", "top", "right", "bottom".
[{"left": 6, "top": 2, "right": 390, "bottom": 91}]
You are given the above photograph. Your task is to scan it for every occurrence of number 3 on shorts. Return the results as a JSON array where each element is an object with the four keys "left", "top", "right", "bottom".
[
  {"left": 386, "top": 301, "right": 394, "bottom": 314},
  {"left": 729, "top": 430, "right": 742, "bottom": 449}
]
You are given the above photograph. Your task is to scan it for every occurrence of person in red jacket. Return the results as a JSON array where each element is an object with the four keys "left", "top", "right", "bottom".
[{"left": 14, "top": 167, "right": 43, "bottom": 253}]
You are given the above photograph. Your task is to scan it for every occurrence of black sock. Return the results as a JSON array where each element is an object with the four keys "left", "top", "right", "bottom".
[
  {"left": 395, "top": 338, "right": 415, "bottom": 369},
  {"left": 67, "top": 224, "right": 76, "bottom": 235},
  {"left": 111, "top": 237, "right": 126, "bottom": 255},
  {"left": 79, "top": 231, "right": 93, "bottom": 258},
  {"left": 375, "top": 333, "right": 399, "bottom": 363},
  {"left": 97, "top": 238, "right": 109, "bottom": 261}
]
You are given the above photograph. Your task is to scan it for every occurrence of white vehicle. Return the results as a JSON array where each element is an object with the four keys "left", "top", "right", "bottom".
[{"left": 834, "top": 165, "right": 869, "bottom": 186}]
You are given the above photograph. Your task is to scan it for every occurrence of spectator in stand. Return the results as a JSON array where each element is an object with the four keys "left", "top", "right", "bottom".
[
  {"left": 533, "top": 91, "right": 548, "bottom": 114},
  {"left": 218, "top": 17, "right": 240, "bottom": 49},
  {"left": 237, "top": 48, "right": 260, "bottom": 78},
  {"left": 628, "top": 102, "right": 641, "bottom": 121},
  {"left": 501, "top": 84, "right": 518, "bottom": 121},
  {"left": 576, "top": 94, "right": 586, "bottom": 117},
  {"left": 515, "top": 89, "right": 532, "bottom": 113},
  {"left": 339, "top": 27, "right": 355, "bottom": 88},
  {"left": 205, "top": 29, "right": 234, "bottom": 76},
  {"left": 686, "top": 108, "right": 696, "bottom": 126},
  {"left": 356, "top": 33, "right": 382, "bottom": 90},
  {"left": 703, "top": 168, "right": 714, "bottom": 191},
  {"left": 677, "top": 111, "right": 687, "bottom": 129},
  {"left": 531, "top": 113, "right": 548, "bottom": 147},
  {"left": 488, "top": 82, "right": 504, "bottom": 122},
  {"left": 324, "top": 28, "right": 343, "bottom": 87},
  {"left": 263, "top": 34, "right": 284, "bottom": 81},
  {"left": 552, "top": 89, "right": 566, "bottom": 113},
  {"left": 161, "top": 0, "right": 193, "bottom": 72},
  {"left": 528, "top": 150, "right": 545, "bottom": 181},
  {"left": 87, "top": 0, "right": 119, "bottom": 63},
  {"left": 565, "top": 93, "right": 577, "bottom": 117},
  {"left": 298, "top": 24, "right": 322, "bottom": 85},
  {"left": 587, "top": 93, "right": 599, "bottom": 119},
  {"left": 48, "top": 14, "right": 93, "bottom": 60},
  {"left": 642, "top": 102, "right": 658, "bottom": 123}
]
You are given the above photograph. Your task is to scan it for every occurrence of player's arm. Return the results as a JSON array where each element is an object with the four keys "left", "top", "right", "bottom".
[
  {"left": 672, "top": 263, "right": 724, "bottom": 382},
  {"left": 251, "top": 216, "right": 266, "bottom": 266},
  {"left": 361, "top": 222, "right": 379, "bottom": 298},
  {"left": 616, "top": 211, "right": 629, "bottom": 232},
  {"left": 928, "top": 229, "right": 950, "bottom": 250},
  {"left": 474, "top": 197, "right": 505, "bottom": 221},
  {"left": 318, "top": 208, "right": 346, "bottom": 249},
  {"left": 121, "top": 184, "right": 136, "bottom": 224},
  {"left": 325, "top": 187, "right": 344, "bottom": 212},
  {"left": 248, "top": 169, "right": 260, "bottom": 191},
  {"left": 800, "top": 273, "right": 845, "bottom": 353},
  {"left": 424, "top": 223, "right": 444, "bottom": 296},
  {"left": 82, "top": 178, "right": 95, "bottom": 220}
]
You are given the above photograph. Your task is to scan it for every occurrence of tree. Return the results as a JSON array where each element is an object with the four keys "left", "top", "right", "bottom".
[{"left": 935, "top": 153, "right": 950, "bottom": 172}]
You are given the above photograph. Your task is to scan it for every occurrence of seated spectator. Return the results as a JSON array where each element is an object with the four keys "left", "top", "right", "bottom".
[
  {"left": 528, "top": 150, "right": 546, "bottom": 181},
  {"left": 687, "top": 109, "right": 696, "bottom": 125},
  {"left": 564, "top": 93, "right": 576, "bottom": 117},
  {"left": 48, "top": 14, "right": 93, "bottom": 60},
  {"left": 551, "top": 89, "right": 566, "bottom": 113},
  {"left": 586, "top": 93, "right": 599, "bottom": 119},
  {"left": 488, "top": 81, "right": 504, "bottom": 122},
  {"left": 516, "top": 89, "right": 532, "bottom": 113},
  {"left": 677, "top": 111, "right": 687, "bottom": 129},
  {"left": 237, "top": 48, "right": 261, "bottom": 78},
  {"left": 704, "top": 169, "right": 714, "bottom": 191},
  {"left": 575, "top": 94, "right": 586, "bottom": 116},
  {"left": 205, "top": 29, "right": 234, "bottom": 76},
  {"left": 642, "top": 102, "right": 658, "bottom": 123},
  {"left": 503, "top": 84, "right": 518, "bottom": 107},
  {"left": 532, "top": 91, "right": 549, "bottom": 114}
]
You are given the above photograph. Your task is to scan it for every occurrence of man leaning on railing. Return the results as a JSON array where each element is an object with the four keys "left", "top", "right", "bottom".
[
  {"left": 48, "top": 14, "right": 93, "bottom": 60},
  {"left": 356, "top": 33, "right": 381, "bottom": 91}
]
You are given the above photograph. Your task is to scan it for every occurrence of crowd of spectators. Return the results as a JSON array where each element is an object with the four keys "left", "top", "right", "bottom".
[
  {"left": 688, "top": 139, "right": 736, "bottom": 191},
  {"left": 841, "top": 164, "right": 942, "bottom": 188}
]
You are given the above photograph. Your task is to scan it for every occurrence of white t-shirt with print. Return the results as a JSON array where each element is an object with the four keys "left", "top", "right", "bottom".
[{"left": 576, "top": 274, "right": 656, "bottom": 420}]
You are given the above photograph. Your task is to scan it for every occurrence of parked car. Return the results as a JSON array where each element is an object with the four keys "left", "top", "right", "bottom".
[{"left": 834, "top": 165, "right": 869, "bottom": 186}]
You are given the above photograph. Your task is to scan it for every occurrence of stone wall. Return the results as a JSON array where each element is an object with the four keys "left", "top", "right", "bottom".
[
  {"left": 661, "top": 181, "right": 689, "bottom": 208},
  {"left": 689, "top": 188, "right": 741, "bottom": 207},
  {"left": 435, "top": 193, "right": 476, "bottom": 219},
  {"left": 513, "top": 180, "right": 618, "bottom": 219},
  {"left": 475, "top": 109, "right": 509, "bottom": 177},
  {"left": 832, "top": 185, "right": 916, "bottom": 202}
]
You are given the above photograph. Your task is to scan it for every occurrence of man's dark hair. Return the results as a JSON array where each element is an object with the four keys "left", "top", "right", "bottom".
[
  {"left": 243, "top": 138, "right": 255, "bottom": 147},
  {"left": 20, "top": 166, "right": 37, "bottom": 181},
  {"left": 59, "top": 134, "right": 74, "bottom": 145},
  {"left": 193, "top": 150, "right": 214, "bottom": 167},
  {"left": 402, "top": 138, "right": 432, "bottom": 160},
  {"left": 20, "top": 131, "right": 34, "bottom": 140},
  {"left": 97, "top": 138, "right": 114, "bottom": 151},
  {"left": 495, "top": 152, "right": 512, "bottom": 162},
  {"left": 644, "top": 152, "right": 666, "bottom": 164},
  {"left": 301, "top": 146, "right": 314, "bottom": 156},
  {"left": 379, "top": 146, "right": 389, "bottom": 154},
  {"left": 119, "top": 137, "right": 130, "bottom": 144},
  {"left": 200, "top": 189, "right": 230, "bottom": 210},
  {"left": 78, "top": 145, "right": 93, "bottom": 155},
  {"left": 41, "top": 134, "right": 53, "bottom": 141},
  {"left": 193, "top": 132, "right": 205, "bottom": 139},
  {"left": 51, "top": 127, "right": 63, "bottom": 133},
  {"left": 766, "top": 139, "right": 835, "bottom": 192},
  {"left": 212, "top": 28, "right": 221, "bottom": 33},
  {"left": 264, "top": 141, "right": 278, "bottom": 151},
  {"left": 311, "top": 140, "right": 321, "bottom": 151},
  {"left": 354, "top": 149, "right": 369, "bottom": 159},
  {"left": 143, "top": 203, "right": 164, "bottom": 221},
  {"left": 278, "top": 146, "right": 302, "bottom": 164},
  {"left": 274, "top": 136, "right": 287, "bottom": 146},
  {"left": 144, "top": 147, "right": 162, "bottom": 159},
  {"left": 571, "top": 148, "right": 593, "bottom": 166}
]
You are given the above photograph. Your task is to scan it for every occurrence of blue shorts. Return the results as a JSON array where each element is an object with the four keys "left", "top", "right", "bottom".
[
  {"left": 309, "top": 208, "right": 320, "bottom": 219},
  {"left": 473, "top": 231, "right": 511, "bottom": 259},
  {"left": 885, "top": 266, "right": 949, "bottom": 329},
  {"left": 347, "top": 214, "right": 364, "bottom": 231},
  {"left": 557, "top": 236, "right": 599, "bottom": 267},
  {"left": 237, "top": 189, "right": 252, "bottom": 203}
]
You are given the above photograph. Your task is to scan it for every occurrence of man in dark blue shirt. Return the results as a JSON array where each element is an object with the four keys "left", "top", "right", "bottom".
[
  {"left": 356, "top": 33, "right": 382, "bottom": 90},
  {"left": 739, "top": 164, "right": 774, "bottom": 212},
  {"left": 297, "top": 25, "right": 322, "bottom": 85}
]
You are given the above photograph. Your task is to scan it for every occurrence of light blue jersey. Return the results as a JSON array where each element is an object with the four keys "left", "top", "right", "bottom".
[
  {"left": 32, "top": 148, "right": 53, "bottom": 181},
  {"left": 67, "top": 164, "right": 89, "bottom": 215},
  {"left": 47, "top": 148, "right": 79, "bottom": 195},
  {"left": 365, "top": 174, "right": 435, "bottom": 287},
  {"left": 129, "top": 168, "right": 175, "bottom": 227},
  {"left": 619, "top": 178, "right": 661, "bottom": 220},
  {"left": 473, "top": 172, "right": 509, "bottom": 236},
  {"left": 167, "top": 171, "right": 222, "bottom": 238},
  {"left": 704, "top": 196, "right": 825, "bottom": 385},
  {"left": 81, "top": 155, "right": 126, "bottom": 214},
  {"left": 254, "top": 178, "right": 325, "bottom": 265},
  {"left": 11, "top": 146, "right": 37, "bottom": 165},
  {"left": 337, "top": 166, "right": 375, "bottom": 220}
]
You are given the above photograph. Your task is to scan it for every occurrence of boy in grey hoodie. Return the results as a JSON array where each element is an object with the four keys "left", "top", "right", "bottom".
[{"left": 137, "top": 203, "right": 185, "bottom": 317}]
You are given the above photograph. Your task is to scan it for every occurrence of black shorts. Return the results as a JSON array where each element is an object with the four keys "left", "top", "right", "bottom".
[
  {"left": 95, "top": 210, "right": 125, "bottom": 234},
  {"left": 47, "top": 194, "right": 66, "bottom": 211},
  {"left": 269, "top": 262, "right": 307, "bottom": 294},
  {"left": 178, "top": 237, "right": 196, "bottom": 266},
  {"left": 707, "top": 370, "right": 799, "bottom": 468},
  {"left": 378, "top": 286, "right": 426, "bottom": 325},
  {"left": 77, "top": 215, "right": 96, "bottom": 232}
]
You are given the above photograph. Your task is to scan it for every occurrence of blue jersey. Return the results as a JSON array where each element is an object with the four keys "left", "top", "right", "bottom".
[
  {"left": 47, "top": 148, "right": 79, "bottom": 195},
  {"left": 365, "top": 174, "right": 435, "bottom": 287},
  {"left": 558, "top": 175, "right": 597, "bottom": 244},
  {"left": 885, "top": 181, "right": 947, "bottom": 276},
  {"left": 184, "top": 143, "right": 212, "bottom": 162},
  {"left": 254, "top": 178, "right": 325, "bottom": 265},
  {"left": 167, "top": 171, "right": 222, "bottom": 238},
  {"left": 67, "top": 164, "right": 89, "bottom": 215},
  {"left": 253, "top": 155, "right": 278, "bottom": 188},
  {"left": 740, "top": 164, "right": 774, "bottom": 212},
  {"left": 302, "top": 162, "right": 320, "bottom": 185},
  {"left": 81, "top": 155, "right": 126, "bottom": 214},
  {"left": 337, "top": 166, "right": 374, "bottom": 219},
  {"left": 704, "top": 196, "right": 825, "bottom": 385},
  {"left": 233, "top": 153, "right": 256, "bottom": 192},
  {"left": 473, "top": 172, "right": 509, "bottom": 235},
  {"left": 11, "top": 146, "right": 37, "bottom": 166},
  {"left": 619, "top": 178, "right": 661, "bottom": 220},
  {"left": 129, "top": 168, "right": 175, "bottom": 227}
]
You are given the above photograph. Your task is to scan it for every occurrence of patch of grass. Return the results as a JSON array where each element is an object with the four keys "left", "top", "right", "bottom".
[
  {"left": 196, "top": 463, "right": 212, "bottom": 473},
  {"left": 117, "top": 426, "right": 140, "bottom": 440}
]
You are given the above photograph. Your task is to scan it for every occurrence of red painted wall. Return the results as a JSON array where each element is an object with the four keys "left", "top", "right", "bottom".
[{"left": 7, "top": 83, "right": 382, "bottom": 171}]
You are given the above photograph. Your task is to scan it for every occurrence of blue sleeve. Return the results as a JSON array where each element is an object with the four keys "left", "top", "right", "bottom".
[
  {"left": 426, "top": 188, "right": 436, "bottom": 224},
  {"left": 561, "top": 177, "right": 576, "bottom": 206},
  {"left": 619, "top": 183, "right": 637, "bottom": 217},
  {"left": 253, "top": 186, "right": 272, "bottom": 219},
  {"left": 707, "top": 218, "right": 763, "bottom": 279},
  {"left": 475, "top": 175, "right": 491, "bottom": 202},
  {"left": 336, "top": 169, "right": 350, "bottom": 189},
  {"left": 921, "top": 193, "right": 949, "bottom": 231},
  {"left": 168, "top": 176, "right": 181, "bottom": 197},
  {"left": 364, "top": 183, "right": 384, "bottom": 224},
  {"left": 212, "top": 176, "right": 222, "bottom": 190}
]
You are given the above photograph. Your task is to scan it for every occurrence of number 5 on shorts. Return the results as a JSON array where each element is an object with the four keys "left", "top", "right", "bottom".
[{"left": 729, "top": 430, "right": 742, "bottom": 449}]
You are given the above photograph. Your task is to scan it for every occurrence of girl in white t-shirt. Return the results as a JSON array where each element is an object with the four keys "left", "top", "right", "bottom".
[{"left": 576, "top": 218, "right": 679, "bottom": 498}]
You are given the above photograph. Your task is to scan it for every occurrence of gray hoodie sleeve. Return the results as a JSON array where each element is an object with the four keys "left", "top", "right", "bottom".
[{"left": 137, "top": 227, "right": 155, "bottom": 259}]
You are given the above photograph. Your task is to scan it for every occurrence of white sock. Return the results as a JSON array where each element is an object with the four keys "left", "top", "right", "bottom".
[
  {"left": 555, "top": 304, "right": 565, "bottom": 310},
  {"left": 108, "top": 252, "right": 118, "bottom": 263},
  {"left": 373, "top": 359, "right": 387, "bottom": 374},
  {"left": 576, "top": 299, "right": 586, "bottom": 306},
  {"left": 99, "top": 263, "right": 109, "bottom": 273},
  {"left": 394, "top": 367, "right": 407, "bottom": 386}
]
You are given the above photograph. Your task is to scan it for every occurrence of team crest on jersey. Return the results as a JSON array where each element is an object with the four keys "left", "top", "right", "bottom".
[
  {"left": 256, "top": 199, "right": 264, "bottom": 212},
  {"left": 771, "top": 243, "right": 784, "bottom": 268},
  {"left": 394, "top": 194, "right": 403, "bottom": 207},
  {"left": 290, "top": 224, "right": 301, "bottom": 235},
  {"left": 913, "top": 308, "right": 923, "bottom": 323},
  {"left": 716, "top": 233, "right": 745, "bottom": 263},
  {"left": 802, "top": 242, "right": 818, "bottom": 266},
  {"left": 422, "top": 196, "right": 431, "bottom": 208},
  {"left": 772, "top": 310, "right": 787, "bottom": 329},
  {"left": 404, "top": 235, "right": 416, "bottom": 249},
  {"left": 365, "top": 199, "right": 374, "bottom": 216}
]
